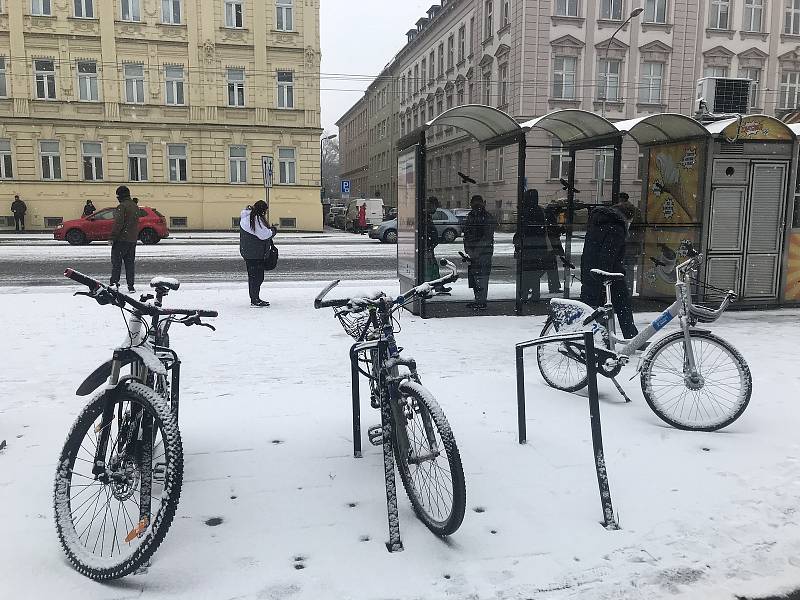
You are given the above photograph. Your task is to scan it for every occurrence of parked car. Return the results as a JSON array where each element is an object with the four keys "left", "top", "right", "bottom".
[
  {"left": 453, "top": 208, "right": 470, "bottom": 224},
  {"left": 369, "top": 208, "right": 462, "bottom": 244},
  {"left": 326, "top": 206, "right": 346, "bottom": 226},
  {"left": 54, "top": 206, "right": 169, "bottom": 245}
]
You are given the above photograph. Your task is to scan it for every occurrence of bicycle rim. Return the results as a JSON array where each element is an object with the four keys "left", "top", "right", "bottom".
[
  {"left": 641, "top": 331, "right": 752, "bottom": 431},
  {"left": 54, "top": 383, "right": 183, "bottom": 580},
  {"left": 394, "top": 381, "right": 466, "bottom": 536},
  {"left": 536, "top": 320, "right": 589, "bottom": 392}
]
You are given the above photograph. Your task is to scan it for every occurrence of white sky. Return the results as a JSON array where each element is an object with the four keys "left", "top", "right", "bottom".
[{"left": 320, "top": 0, "right": 434, "bottom": 134}]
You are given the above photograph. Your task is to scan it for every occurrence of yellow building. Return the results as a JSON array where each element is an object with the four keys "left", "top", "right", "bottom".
[{"left": 0, "top": 0, "right": 322, "bottom": 232}]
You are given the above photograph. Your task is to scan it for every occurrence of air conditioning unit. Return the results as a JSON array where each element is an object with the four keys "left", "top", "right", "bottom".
[{"left": 696, "top": 77, "right": 751, "bottom": 115}]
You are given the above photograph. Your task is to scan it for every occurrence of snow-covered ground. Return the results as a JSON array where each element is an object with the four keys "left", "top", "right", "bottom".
[{"left": 2, "top": 280, "right": 800, "bottom": 600}]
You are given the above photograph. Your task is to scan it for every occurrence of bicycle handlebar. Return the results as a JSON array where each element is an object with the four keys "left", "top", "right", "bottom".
[{"left": 65, "top": 269, "right": 219, "bottom": 319}]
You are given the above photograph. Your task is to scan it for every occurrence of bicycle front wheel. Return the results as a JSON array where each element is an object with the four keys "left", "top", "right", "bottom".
[
  {"left": 641, "top": 330, "right": 752, "bottom": 431},
  {"left": 393, "top": 381, "right": 466, "bottom": 536},
  {"left": 536, "top": 318, "right": 589, "bottom": 392},
  {"left": 54, "top": 382, "right": 183, "bottom": 580}
]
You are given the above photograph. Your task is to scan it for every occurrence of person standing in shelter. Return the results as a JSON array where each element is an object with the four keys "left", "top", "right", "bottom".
[
  {"left": 110, "top": 186, "right": 140, "bottom": 293},
  {"left": 11, "top": 195, "right": 26, "bottom": 232},
  {"left": 82, "top": 200, "right": 96, "bottom": 217},
  {"left": 239, "top": 200, "right": 277, "bottom": 308},
  {"left": 514, "top": 189, "right": 559, "bottom": 303},
  {"left": 580, "top": 200, "right": 640, "bottom": 339},
  {"left": 422, "top": 196, "right": 451, "bottom": 294},
  {"left": 463, "top": 195, "right": 496, "bottom": 311}
]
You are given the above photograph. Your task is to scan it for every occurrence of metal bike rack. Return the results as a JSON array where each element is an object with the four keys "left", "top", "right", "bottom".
[
  {"left": 516, "top": 331, "right": 620, "bottom": 530},
  {"left": 349, "top": 342, "right": 404, "bottom": 553}
]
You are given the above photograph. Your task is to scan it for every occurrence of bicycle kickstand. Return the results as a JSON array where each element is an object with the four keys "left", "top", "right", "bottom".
[{"left": 611, "top": 377, "right": 632, "bottom": 403}]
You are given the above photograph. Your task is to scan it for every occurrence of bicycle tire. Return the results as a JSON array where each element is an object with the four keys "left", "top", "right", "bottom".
[
  {"left": 393, "top": 380, "right": 466, "bottom": 536},
  {"left": 54, "top": 382, "right": 183, "bottom": 580},
  {"left": 641, "top": 330, "right": 752, "bottom": 431},
  {"left": 536, "top": 318, "right": 589, "bottom": 392}
]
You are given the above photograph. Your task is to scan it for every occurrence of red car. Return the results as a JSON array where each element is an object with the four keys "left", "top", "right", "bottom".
[{"left": 54, "top": 206, "right": 169, "bottom": 245}]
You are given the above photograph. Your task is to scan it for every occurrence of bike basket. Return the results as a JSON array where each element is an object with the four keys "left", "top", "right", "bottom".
[{"left": 334, "top": 307, "right": 373, "bottom": 340}]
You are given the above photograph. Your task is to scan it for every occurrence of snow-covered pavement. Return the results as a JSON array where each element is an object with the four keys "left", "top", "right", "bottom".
[{"left": 2, "top": 280, "right": 800, "bottom": 600}]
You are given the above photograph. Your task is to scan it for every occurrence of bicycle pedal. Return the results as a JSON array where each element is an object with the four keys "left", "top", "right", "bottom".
[
  {"left": 370, "top": 395, "right": 380, "bottom": 409},
  {"left": 367, "top": 425, "right": 384, "bottom": 447}
]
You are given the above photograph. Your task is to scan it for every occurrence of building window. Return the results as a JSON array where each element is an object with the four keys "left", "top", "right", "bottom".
[
  {"left": 600, "top": 0, "right": 622, "bottom": 20},
  {"left": 483, "top": 71, "right": 491, "bottom": 105},
  {"left": 502, "top": 0, "right": 510, "bottom": 25},
  {"left": 31, "top": 0, "right": 51, "bottom": 16},
  {"left": 121, "top": 0, "right": 141, "bottom": 21},
  {"left": 555, "top": 0, "right": 578, "bottom": 17},
  {"left": 598, "top": 59, "right": 621, "bottom": 101},
  {"left": 0, "top": 140, "right": 13, "bottom": 179},
  {"left": 0, "top": 58, "right": 6, "bottom": 98},
  {"left": 436, "top": 95, "right": 444, "bottom": 115},
  {"left": 447, "top": 35, "right": 455, "bottom": 70},
  {"left": 164, "top": 65, "right": 185, "bottom": 105},
  {"left": 161, "top": 0, "right": 182, "bottom": 24},
  {"left": 644, "top": 0, "right": 667, "bottom": 23},
  {"left": 639, "top": 62, "right": 664, "bottom": 104},
  {"left": 781, "top": 70, "right": 800, "bottom": 108},
  {"left": 420, "top": 59, "right": 427, "bottom": 90},
  {"left": 229, "top": 145, "right": 247, "bottom": 183},
  {"left": 34, "top": 59, "right": 56, "bottom": 100},
  {"left": 276, "top": 0, "right": 293, "bottom": 31},
  {"left": 552, "top": 56, "right": 576, "bottom": 99},
  {"left": 446, "top": 88, "right": 453, "bottom": 109},
  {"left": 786, "top": 0, "right": 800, "bottom": 35},
  {"left": 469, "top": 16, "right": 475, "bottom": 54},
  {"left": 279, "top": 217, "right": 297, "bottom": 229},
  {"left": 428, "top": 100, "right": 434, "bottom": 120},
  {"left": 123, "top": 63, "right": 145, "bottom": 103},
  {"left": 550, "top": 139, "right": 571, "bottom": 180},
  {"left": 77, "top": 61, "right": 99, "bottom": 101},
  {"left": 225, "top": 0, "right": 244, "bottom": 28},
  {"left": 438, "top": 43, "right": 444, "bottom": 77},
  {"left": 167, "top": 143, "right": 187, "bottom": 182},
  {"left": 704, "top": 65, "right": 728, "bottom": 78},
  {"left": 279, "top": 147, "right": 296, "bottom": 184},
  {"left": 277, "top": 71, "right": 293, "bottom": 108},
  {"left": 484, "top": 0, "right": 493, "bottom": 37},
  {"left": 742, "top": 67, "right": 761, "bottom": 108},
  {"left": 39, "top": 141, "right": 61, "bottom": 180},
  {"left": 457, "top": 85, "right": 465, "bottom": 105},
  {"left": 458, "top": 25, "right": 466, "bottom": 62},
  {"left": 743, "top": 0, "right": 763, "bottom": 31},
  {"left": 227, "top": 68, "right": 245, "bottom": 106},
  {"left": 401, "top": 76, "right": 406, "bottom": 99},
  {"left": 496, "top": 147, "right": 505, "bottom": 180},
  {"left": 710, "top": 0, "right": 730, "bottom": 29},
  {"left": 74, "top": 0, "right": 94, "bottom": 18},
  {"left": 128, "top": 143, "right": 148, "bottom": 182},
  {"left": 413, "top": 64, "right": 419, "bottom": 93},
  {"left": 82, "top": 142, "right": 103, "bottom": 181},
  {"left": 498, "top": 63, "right": 508, "bottom": 106},
  {"left": 595, "top": 148, "right": 614, "bottom": 181}
]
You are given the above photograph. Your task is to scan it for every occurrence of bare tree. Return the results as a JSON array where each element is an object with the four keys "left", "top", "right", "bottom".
[{"left": 321, "top": 136, "right": 340, "bottom": 199}]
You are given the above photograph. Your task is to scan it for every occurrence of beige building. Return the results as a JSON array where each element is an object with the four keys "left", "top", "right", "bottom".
[
  {"left": 0, "top": 0, "right": 322, "bottom": 232},
  {"left": 335, "top": 94, "right": 368, "bottom": 199}
]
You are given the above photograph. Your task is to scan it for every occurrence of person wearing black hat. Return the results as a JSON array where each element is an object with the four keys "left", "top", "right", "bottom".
[
  {"left": 82, "top": 199, "right": 96, "bottom": 217},
  {"left": 110, "top": 185, "right": 140, "bottom": 292}
]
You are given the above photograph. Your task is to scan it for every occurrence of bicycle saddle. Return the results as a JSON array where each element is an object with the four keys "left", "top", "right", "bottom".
[
  {"left": 150, "top": 276, "right": 181, "bottom": 291},
  {"left": 591, "top": 269, "right": 625, "bottom": 280}
]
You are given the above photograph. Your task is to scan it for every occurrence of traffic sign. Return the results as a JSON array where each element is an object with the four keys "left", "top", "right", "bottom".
[
  {"left": 341, "top": 180, "right": 351, "bottom": 196},
  {"left": 262, "top": 156, "right": 274, "bottom": 189}
]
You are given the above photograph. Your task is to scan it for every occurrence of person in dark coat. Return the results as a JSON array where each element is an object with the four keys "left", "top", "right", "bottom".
[
  {"left": 463, "top": 194, "right": 496, "bottom": 311},
  {"left": 544, "top": 201, "right": 567, "bottom": 291},
  {"left": 514, "top": 189, "right": 559, "bottom": 303},
  {"left": 239, "top": 200, "right": 277, "bottom": 307},
  {"left": 580, "top": 201, "right": 639, "bottom": 339},
  {"left": 110, "top": 186, "right": 140, "bottom": 292},
  {"left": 82, "top": 200, "right": 96, "bottom": 217},
  {"left": 11, "top": 195, "right": 26, "bottom": 232},
  {"left": 421, "top": 197, "right": 451, "bottom": 293}
]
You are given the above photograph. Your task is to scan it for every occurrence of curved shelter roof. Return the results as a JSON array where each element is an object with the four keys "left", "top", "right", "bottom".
[
  {"left": 615, "top": 113, "right": 710, "bottom": 145},
  {"left": 705, "top": 114, "right": 795, "bottom": 141},
  {"left": 521, "top": 110, "right": 620, "bottom": 145},
  {"left": 426, "top": 104, "right": 523, "bottom": 144}
]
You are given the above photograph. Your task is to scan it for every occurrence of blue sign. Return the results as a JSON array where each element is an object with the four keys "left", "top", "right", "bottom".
[{"left": 341, "top": 180, "right": 351, "bottom": 195}]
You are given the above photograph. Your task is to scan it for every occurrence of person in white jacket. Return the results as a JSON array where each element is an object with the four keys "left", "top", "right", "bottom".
[{"left": 239, "top": 201, "right": 276, "bottom": 307}]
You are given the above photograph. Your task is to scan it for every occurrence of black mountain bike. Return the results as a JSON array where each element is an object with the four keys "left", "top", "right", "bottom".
[
  {"left": 314, "top": 261, "right": 467, "bottom": 536},
  {"left": 54, "top": 269, "right": 217, "bottom": 580}
]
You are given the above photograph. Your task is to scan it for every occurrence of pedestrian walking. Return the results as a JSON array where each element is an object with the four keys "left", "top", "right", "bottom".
[
  {"left": 514, "top": 189, "right": 559, "bottom": 303},
  {"left": 580, "top": 200, "right": 640, "bottom": 339},
  {"left": 463, "top": 194, "right": 496, "bottom": 311},
  {"left": 109, "top": 185, "right": 140, "bottom": 293},
  {"left": 11, "top": 194, "right": 26, "bottom": 232},
  {"left": 357, "top": 203, "right": 367, "bottom": 233},
  {"left": 82, "top": 200, "right": 96, "bottom": 217},
  {"left": 239, "top": 200, "right": 277, "bottom": 308}
]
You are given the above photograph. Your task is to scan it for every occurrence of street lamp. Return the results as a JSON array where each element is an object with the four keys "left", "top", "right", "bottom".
[{"left": 320, "top": 133, "right": 337, "bottom": 202}]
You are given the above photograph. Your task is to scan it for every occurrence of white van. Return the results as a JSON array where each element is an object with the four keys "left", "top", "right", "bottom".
[{"left": 345, "top": 198, "right": 385, "bottom": 231}]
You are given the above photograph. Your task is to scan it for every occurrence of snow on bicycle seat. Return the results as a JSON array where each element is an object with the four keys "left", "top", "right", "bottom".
[
  {"left": 150, "top": 276, "right": 181, "bottom": 291},
  {"left": 590, "top": 269, "right": 625, "bottom": 280}
]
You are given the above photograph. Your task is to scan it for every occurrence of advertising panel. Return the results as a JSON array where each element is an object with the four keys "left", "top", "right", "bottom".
[{"left": 397, "top": 147, "right": 418, "bottom": 282}]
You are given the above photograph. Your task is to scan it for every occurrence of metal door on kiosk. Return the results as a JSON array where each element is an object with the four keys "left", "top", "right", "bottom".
[{"left": 706, "top": 159, "right": 788, "bottom": 301}]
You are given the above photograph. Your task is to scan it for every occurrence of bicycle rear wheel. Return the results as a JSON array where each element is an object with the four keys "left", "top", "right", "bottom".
[
  {"left": 54, "top": 382, "right": 183, "bottom": 580},
  {"left": 536, "top": 318, "right": 589, "bottom": 392},
  {"left": 393, "top": 381, "right": 466, "bottom": 536},
  {"left": 641, "top": 330, "right": 752, "bottom": 431}
]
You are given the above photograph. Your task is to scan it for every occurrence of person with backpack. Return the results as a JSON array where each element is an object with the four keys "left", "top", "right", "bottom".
[
  {"left": 463, "top": 195, "right": 496, "bottom": 311},
  {"left": 11, "top": 195, "right": 26, "bottom": 232},
  {"left": 514, "top": 189, "right": 560, "bottom": 303},
  {"left": 239, "top": 201, "right": 277, "bottom": 307}
]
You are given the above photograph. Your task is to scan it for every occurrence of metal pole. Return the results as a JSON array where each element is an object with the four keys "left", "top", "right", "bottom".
[
  {"left": 564, "top": 149, "right": 576, "bottom": 300},
  {"left": 612, "top": 138, "right": 622, "bottom": 205},
  {"left": 350, "top": 346, "right": 362, "bottom": 459},
  {"left": 515, "top": 135, "right": 526, "bottom": 314},
  {"left": 516, "top": 345, "right": 527, "bottom": 444}
]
